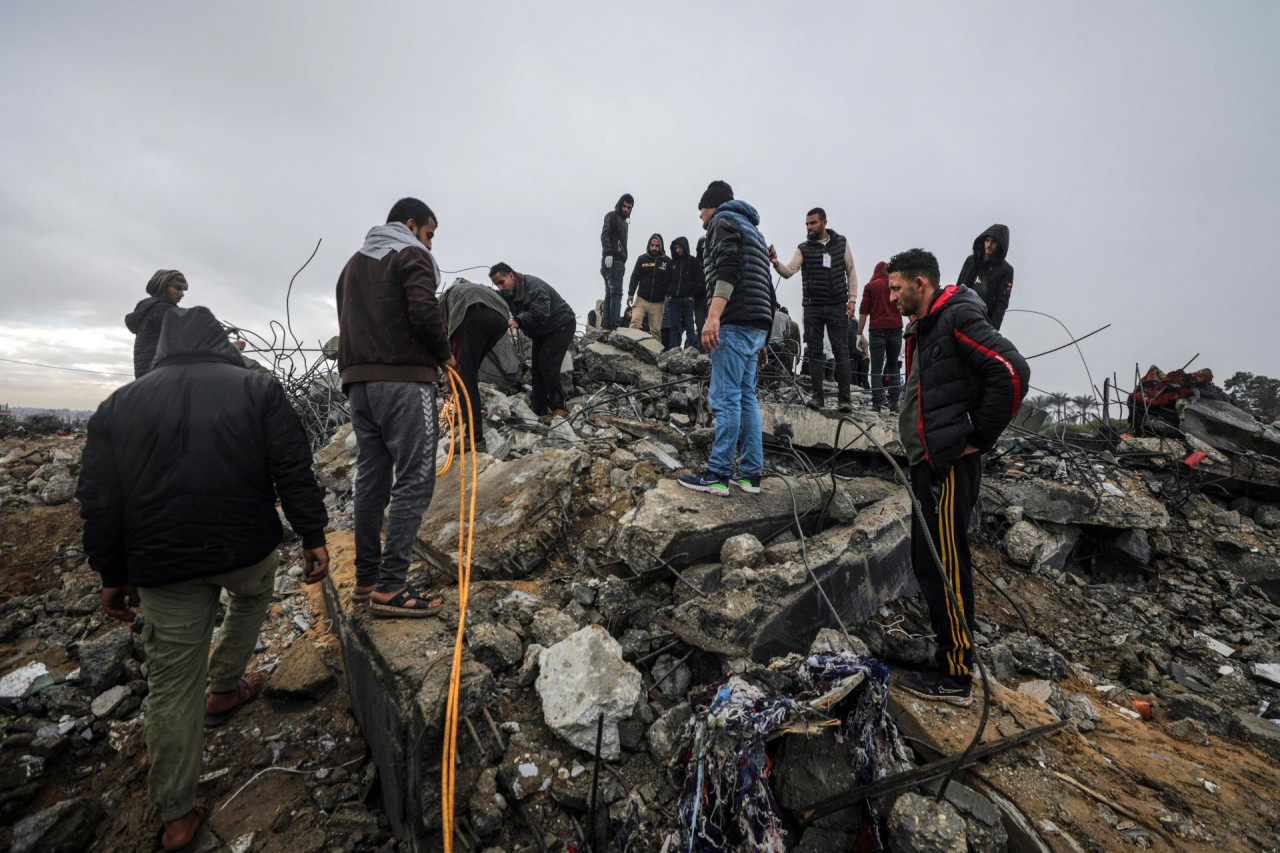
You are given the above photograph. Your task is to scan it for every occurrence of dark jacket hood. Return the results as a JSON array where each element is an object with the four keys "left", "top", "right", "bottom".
[
  {"left": 646, "top": 233, "right": 666, "bottom": 256},
  {"left": 671, "top": 236, "right": 691, "bottom": 257},
  {"left": 125, "top": 296, "right": 171, "bottom": 333},
  {"left": 615, "top": 194, "right": 633, "bottom": 217},
  {"left": 971, "top": 224, "right": 1009, "bottom": 263},
  {"left": 152, "top": 306, "right": 244, "bottom": 368}
]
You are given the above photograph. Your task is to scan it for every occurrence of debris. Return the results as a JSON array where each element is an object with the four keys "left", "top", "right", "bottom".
[
  {"left": 264, "top": 639, "right": 336, "bottom": 701},
  {"left": 887, "top": 791, "right": 967, "bottom": 853},
  {"left": 535, "top": 626, "right": 642, "bottom": 761}
]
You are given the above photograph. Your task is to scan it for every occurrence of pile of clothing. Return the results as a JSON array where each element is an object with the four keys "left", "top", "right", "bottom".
[{"left": 669, "top": 652, "right": 907, "bottom": 852}]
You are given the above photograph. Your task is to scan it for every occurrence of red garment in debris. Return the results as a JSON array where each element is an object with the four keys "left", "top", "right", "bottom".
[{"left": 1129, "top": 367, "right": 1215, "bottom": 408}]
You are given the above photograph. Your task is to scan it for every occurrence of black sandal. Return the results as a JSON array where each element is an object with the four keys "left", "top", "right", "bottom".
[{"left": 370, "top": 586, "right": 443, "bottom": 618}]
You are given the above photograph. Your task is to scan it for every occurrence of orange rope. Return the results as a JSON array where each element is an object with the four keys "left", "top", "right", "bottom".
[{"left": 440, "top": 365, "right": 477, "bottom": 852}]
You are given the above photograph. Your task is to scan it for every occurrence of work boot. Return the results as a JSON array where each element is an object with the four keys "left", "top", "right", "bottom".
[
  {"left": 806, "top": 396, "right": 823, "bottom": 410},
  {"left": 837, "top": 401, "right": 853, "bottom": 413}
]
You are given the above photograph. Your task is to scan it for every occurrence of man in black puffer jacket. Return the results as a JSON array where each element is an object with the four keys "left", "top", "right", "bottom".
[
  {"left": 679, "top": 181, "right": 775, "bottom": 496},
  {"left": 77, "top": 306, "right": 329, "bottom": 849},
  {"left": 886, "top": 249, "right": 1029, "bottom": 707},
  {"left": 124, "top": 269, "right": 188, "bottom": 378},
  {"left": 956, "top": 224, "right": 1014, "bottom": 330},
  {"left": 491, "top": 262, "right": 577, "bottom": 418}
]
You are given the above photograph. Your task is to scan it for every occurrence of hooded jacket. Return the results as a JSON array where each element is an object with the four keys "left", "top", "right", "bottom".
[
  {"left": 901, "top": 285, "right": 1029, "bottom": 472},
  {"left": 629, "top": 234, "right": 672, "bottom": 303},
  {"left": 77, "top": 307, "right": 327, "bottom": 589},
  {"left": 600, "top": 195, "right": 631, "bottom": 267},
  {"left": 702, "top": 201, "right": 774, "bottom": 331},
  {"left": 125, "top": 297, "right": 179, "bottom": 378},
  {"left": 336, "top": 223, "right": 453, "bottom": 387},
  {"left": 667, "top": 237, "right": 702, "bottom": 300},
  {"left": 503, "top": 273, "right": 576, "bottom": 338},
  {"left": 956, "top": 224, "right": 1014, "bottom": 330},
  {"left": 857, "top": 261, "right": 902, "bottom": 331}
]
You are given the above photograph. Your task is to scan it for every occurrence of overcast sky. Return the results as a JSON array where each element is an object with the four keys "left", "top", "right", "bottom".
[{"left": 2, "top": 1, "right": 1276, "bottom": 413}]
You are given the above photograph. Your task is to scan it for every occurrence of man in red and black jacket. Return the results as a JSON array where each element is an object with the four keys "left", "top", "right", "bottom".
[{"left": 886, "top": 248, "right": 1029, "bottom": 705}]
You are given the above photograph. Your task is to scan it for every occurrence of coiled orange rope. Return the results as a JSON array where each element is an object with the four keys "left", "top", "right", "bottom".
[{"left": 439, "top": 365, "right": 477, "bottom": 852}]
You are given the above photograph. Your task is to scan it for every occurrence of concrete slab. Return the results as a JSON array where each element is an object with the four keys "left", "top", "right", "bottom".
[
  {"left": 758, "top": 400, "right": 903, "bottom": 454},
  {"left": 985, "top": 472, "right": 1170, "bottom": 530},
  {"left": 417, "top": 448, "right": 589, "bottom": 579}
]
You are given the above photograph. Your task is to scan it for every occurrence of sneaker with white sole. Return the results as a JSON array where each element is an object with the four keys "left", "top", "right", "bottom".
[
  {"left": 677, "top": 470, "right": 730, "bottom": 496},
  {"left": 895, "top": 670, "right": 973, "bottom": 706},
  {"left": 731, "top": 474, "right": 762, "bottom": 494}
]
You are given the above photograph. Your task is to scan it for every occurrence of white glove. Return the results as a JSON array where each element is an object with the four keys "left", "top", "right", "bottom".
[{"left": 604, "top": 256, "right": 613, "bottom": 269}]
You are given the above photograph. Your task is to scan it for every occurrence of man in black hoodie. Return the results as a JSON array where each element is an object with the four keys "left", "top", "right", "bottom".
[
  {"left": 956, "top": 224, "right": 1014, "bottom": 330},
  {"left": 600, "top": 194, "right": 633, "bottom": 331},
  {"left": 125, "top": 269, "right": 188, "bottom": 378},
  {"left": 491, "top": 262, "right": 577, "bottom": 418},
  {"left": 666, "top": 237, "right": 700, "bottom": 350},
  {"left": 628, "top": 233, "right": 671, "bottom": 340},
  {"left": 77, "top": 306, "right": 329, "bottom": 850}
]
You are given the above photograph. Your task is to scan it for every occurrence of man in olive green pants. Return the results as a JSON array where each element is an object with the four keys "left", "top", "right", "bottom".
[
  {"left": 77, "top": 307, "right": 329, "bottom": 851},
  {"left": 137, "top": 550, "right": 278, "bottom": 820}
]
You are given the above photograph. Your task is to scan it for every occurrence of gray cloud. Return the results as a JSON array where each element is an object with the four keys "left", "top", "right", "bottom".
[{"left": 2, "top": 0, "right": 1277, "bottom": 410}]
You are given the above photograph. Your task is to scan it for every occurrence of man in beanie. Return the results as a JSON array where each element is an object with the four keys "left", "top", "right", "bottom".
[
  {"left": 600, "top": 193, "right": 634, "bottom": 331},
  {"left": 678, "top": 181, "right": 775, "bottom": 496},
  {"left": 125, "top": 270, "right": 188, "bottom": 378}
]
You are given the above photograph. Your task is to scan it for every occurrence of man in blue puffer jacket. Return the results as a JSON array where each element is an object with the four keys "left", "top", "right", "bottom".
[{"left": 679, "top": 181, "right": 775, "bottom": 496}]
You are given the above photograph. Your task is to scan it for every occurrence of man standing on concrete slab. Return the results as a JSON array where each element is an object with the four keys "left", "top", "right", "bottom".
[
  {"left": 125, "top": 269, "right": 187, "bottom": 378},
  {"left": 857, "top": 260, "right": 905, "bottom": 412},
  {"left": 679, "top": 181, "right": 775, "bottom": 497},
  {"left": 886, "top": 248, "right": 1029, "bottom": 705},
  {"left": 666, "top": 236, "right": 701, "bottom": 350},
  {"left": 600, "top": 193, "right": 634, "bottom": 331},
  {"left": 770, "top": 208, "right": 859, "bottom": 412},
  {"left": 490, "top": 262, "right": 577, "bottom": 420},
  {"left": 77, "top": 306, "right": 329, "bottom": 852},
  {"left": 337, "top": 197, "right": 455, "bottom": 617},
  {"left": 628, "top": 233, "right": 671, "bottom": 340},
  {"left": 956, "top": 224, "right": 1014, "bottom": 330},
  {"left": 440, "top": 280, "right": 511, "bottom": 452}
]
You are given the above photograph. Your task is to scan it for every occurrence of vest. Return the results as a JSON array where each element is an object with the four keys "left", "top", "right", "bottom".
[{"left": 798, "top": 229, "right": 849, "bottom": 306}]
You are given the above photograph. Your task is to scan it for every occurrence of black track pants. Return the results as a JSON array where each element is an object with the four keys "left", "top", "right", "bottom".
[{"left": 909, "top": 454, "right": 982, "bottom": 679}]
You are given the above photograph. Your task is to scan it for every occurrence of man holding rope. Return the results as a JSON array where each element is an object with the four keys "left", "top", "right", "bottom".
[
  {"left": 886, "top": 248, "right": 1029, "bottom": 705},
  {"left": 336, "top": 197, "right": 456, "bottom": 617}
]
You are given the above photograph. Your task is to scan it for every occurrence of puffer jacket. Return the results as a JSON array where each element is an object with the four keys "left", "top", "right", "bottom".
[
  {"left": 77, "top": 307, "right": 327, "bottom": 588},
  {"left": 702, "top": 200, "right": 774, "bottom": 331},
  {"left": 629, "top": 233, "right": 671, "bottom": 303},
  {"left": 600, "top": 195, "right": 631, "bottom": 267},
  {"left": 125, "top": 297, "right": 178, "bottom": 378},
  {"left": 956, "top": 224, "right": 1014, "bottom": 330},
  {"left": 904, "top": 285, "right": 1030, "bottom": 472},
  {"left": 503, "top": 273, "right": 576, "bottom": 338},
  {"left": 667, "top": 237, "right": 702, "bottom": 299}
]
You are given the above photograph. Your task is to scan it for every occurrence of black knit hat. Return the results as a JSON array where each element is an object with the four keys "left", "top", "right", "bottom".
[{"left": 698, "top": 180, "right": 734, "bottom": 210}]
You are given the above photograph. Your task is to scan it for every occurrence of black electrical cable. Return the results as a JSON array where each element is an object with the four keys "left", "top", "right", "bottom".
[{"left": 285, "top": 238, "right": 322, "bottom": 351}]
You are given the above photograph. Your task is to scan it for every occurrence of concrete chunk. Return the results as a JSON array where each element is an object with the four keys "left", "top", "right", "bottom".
[{"left": 536, "top": 626, "right": 643, "bottom": 760}]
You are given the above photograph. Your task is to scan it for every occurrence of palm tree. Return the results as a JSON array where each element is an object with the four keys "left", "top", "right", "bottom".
[
  {"left": 1049, "top": 392, "right": 1072, "bottom": 424},
  {"left": 1028, "top": 395, "right": 1057, "bottom": 419},
  {"left": 1071, "top": 395, "right": 1097, "bottom": 425}
]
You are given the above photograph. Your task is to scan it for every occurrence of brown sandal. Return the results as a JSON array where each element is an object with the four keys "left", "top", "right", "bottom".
[
  {"left": 156, "top": 804, "right": 209, "bottom": 852},
  {"left": 204, "top": 673, "right": 265, "bottom": 728}
]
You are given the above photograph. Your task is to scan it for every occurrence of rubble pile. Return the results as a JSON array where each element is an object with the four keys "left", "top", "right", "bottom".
[
  {"left": 0, "top": 437, "right": 83, "bottom": 509},
  {"left": 3, "top": 338, "right": 1280, "bottom": 851}
]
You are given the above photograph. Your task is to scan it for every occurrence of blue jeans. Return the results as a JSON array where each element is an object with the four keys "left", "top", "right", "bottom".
[
  {"left": 601, "top": 262, "right": 625, "bottom": 329},
  {"left": 869, "top": 328, "right": 903, "bottom": 410},
  {"left": 666, "top": 297, "right": 697, "bottom": 349},
  {"left": 708, "top": 324, "right": 767, "bottom": 479}
]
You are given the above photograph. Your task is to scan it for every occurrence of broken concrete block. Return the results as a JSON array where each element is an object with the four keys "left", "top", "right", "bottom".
[
  {"left": 89, "top": 684, "right": 131, "bottom": 719},
  {"left": 774, "top": 727, "right": 864, "bottom": 833},
  {"left": 1227, "top": 710, "right": 1280, "bottom": 761},
  {"left": 1179, "top": 398, "right": 1280, "bottom": 458},
  {"left": 1163, "top": 717, "right": 1210, "bottom": 746},
  {"left": 465, "top": 622, "right": 524, "bottom": 673},
  {"left": 515, "top": 643, "right": 543, "bottom": 687},
  {"left": 888, "top": 791, "right": 967, "bottom": 853},
  {"left": 669, "top": 490, "right": 915, "bottom": 662},
  {"left": 920, "top": 778, "right": 1008, "bottom": 853},
  {"left": 536, "top": 626, "right": 643, "bottom": 761},
  {"left": 656, "top": 347, "right": 710, "bottom": 376},
  {"left": 985, "top": 474, "right": 1169, "bottom": 530},
  {"left": 418, "top": 448, "right": 589, "bottom": 579},
  {"left": 78, "top": 628, "right": 134, "bottom": 693},
  {"left": 1017, "top": 679, "right": 1064, "bottom": 714},
  {"left": 265, "top": 640, "right": 336, "bottom": 701},
  {"left": 602, "top": 327, "right": 664, "bottom": 364},
  {"left": 10, "top": 797, "right": 106, "bottom": 853},
  {"left": 1002, "top": 521, "right": 1053, "bottom": 567},
  {"left": 580, "top": 342, "right": 663, "bottom": 386},
  {"left": 646, "top": 702, "right": 692, "bottom": 764},
  {"left": 1061, "top": 693, "right": 1102, "bottom": 731},
  {"left": 720, "top": 533, "right": 764, "bottom": 570},
  {"left": 530, "top": 609, "right": 577, "bottom": 647},
  {"left": 808, "top": 627, "right": 871, "bottom": 659},
  {"left": 758, "top": 400, "right": 903, "bottom": 453}
]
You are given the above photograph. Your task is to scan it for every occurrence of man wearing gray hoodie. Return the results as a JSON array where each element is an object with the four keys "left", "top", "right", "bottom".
[{"left": 336, "top": 198, "right": 456, "bottom": 617}]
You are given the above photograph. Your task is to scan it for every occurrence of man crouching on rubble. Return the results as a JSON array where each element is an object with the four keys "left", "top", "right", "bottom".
[
  {"left": 77, "top": 306, "right": 329, "bottom": 851},
  {"left": 887, "top": 249, "right": 1029, "bottom": 706}
]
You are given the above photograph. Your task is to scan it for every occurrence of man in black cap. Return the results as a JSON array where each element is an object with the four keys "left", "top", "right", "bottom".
[
  {"left": 679, "top": 181, "right": 775, "bottom": 496},
  {"left": 769, "top": 208, "right": 859, "bottom": 412},
  {"left": 600, "top": 194, "right": 634, "bottom": 331}
]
